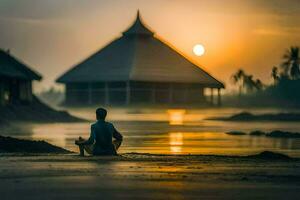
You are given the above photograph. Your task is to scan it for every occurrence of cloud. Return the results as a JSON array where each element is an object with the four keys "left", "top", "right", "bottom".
[
  {"left": 250, "top": 0, "right": 300, "bottom": 16},
  {"left": 0, "top": 0, "right": 110, "bottom": 21},
  {"left": 0, "top": 16, "right": 55, "bottom": 25},
  {"left": 253, "top": 27, "right": 300, "bottom": 37}
]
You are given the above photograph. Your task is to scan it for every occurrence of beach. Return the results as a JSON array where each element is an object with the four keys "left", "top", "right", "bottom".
[
  {"left": 2, "top": 107, "right": 300, "bottom": 199},
  {"left": 1, "top": 153, "right": 300, "bottom": 200}
]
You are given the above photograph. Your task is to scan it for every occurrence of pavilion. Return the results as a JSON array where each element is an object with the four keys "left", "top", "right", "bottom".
[
  {"left": 0, "top": 50, "right": 42, "bottom": 106},
  {"left": 56, "top": 12, "right": 224, "bottom": 106}
]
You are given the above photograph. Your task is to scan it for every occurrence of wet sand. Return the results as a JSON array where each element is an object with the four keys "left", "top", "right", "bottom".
[{"left": 1, "top": 153, "right": 300, "bottom": 200}]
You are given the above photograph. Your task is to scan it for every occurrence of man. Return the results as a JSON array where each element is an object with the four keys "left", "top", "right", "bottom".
[{"left": 75, "top": 108, "right": 123, "bottom": 156}]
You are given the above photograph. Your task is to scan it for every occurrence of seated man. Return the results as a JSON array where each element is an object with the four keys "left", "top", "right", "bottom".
[{"left": 75, "top": 108, "right": 123, "bottom": 156}]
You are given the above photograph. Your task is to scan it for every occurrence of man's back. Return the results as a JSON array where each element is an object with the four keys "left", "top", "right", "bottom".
[
  {"left": 75, "top": 108, "right": 123, "bottom": 156},
  {"left": 92, "top": 120, "right": 123, "bottom": 155}
]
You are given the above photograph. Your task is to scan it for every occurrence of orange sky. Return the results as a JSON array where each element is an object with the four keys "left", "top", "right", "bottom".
[{"left": 0, "top": 0, "right": 299, "bottom": 92}]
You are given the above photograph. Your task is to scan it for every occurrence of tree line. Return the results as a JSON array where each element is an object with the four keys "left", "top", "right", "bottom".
[{"left": 232, "top": 46, "right": 300, "bottom": 96}]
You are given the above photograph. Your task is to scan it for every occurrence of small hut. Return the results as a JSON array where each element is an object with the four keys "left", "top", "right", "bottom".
[
  {"left": 57, "top": 12, "right": 224, "bottom": 106},
  {"left": 0, "top": 50, "right": 42, "bottom": 106}
]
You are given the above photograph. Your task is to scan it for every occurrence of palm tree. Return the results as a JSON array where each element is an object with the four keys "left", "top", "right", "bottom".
[
  {"left": 271, "top": 66, "right": 279, "bottom": 84},
  {"left": 254, "top": 79, "right": 263, "bottom": 90},
  {"left": 281, "top": 46, "right": 300, "bottom": 79},
  {"left": 232, "top": 69, "right": 246, "bottom": 96},
  {"left": 243, "top": 75, "right": 257, "bottom": 93}
]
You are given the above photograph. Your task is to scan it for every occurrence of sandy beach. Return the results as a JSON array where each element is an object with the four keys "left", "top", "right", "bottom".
[
  {"left": 2, "top": 108, "right": 300, "bottom": 199},
  {"left": 1, "top": 153, "right": 300, "bottom": 200}
]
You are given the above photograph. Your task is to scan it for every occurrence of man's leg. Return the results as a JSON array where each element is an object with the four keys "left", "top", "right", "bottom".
[
  {"left": 79, "top": 144, "right": 85, "bottom": 156},
  {"left": 76, "top": 143, "right": 94, "bottom": 156},
  {"left": 113, "top": 140, "right": 122, "bottom": 151},
  {"left": 83, "top": 144, "right": 94, "bottom": 155},
  {"left": 75, "top": 137, "right": 87, "bottom": 156}
]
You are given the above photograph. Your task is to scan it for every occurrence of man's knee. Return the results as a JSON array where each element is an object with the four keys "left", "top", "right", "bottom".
[
  {"left": 75, "top": 137, "right": 85, "bottom": 145},
  {"left": 78, "top": 145, "right": 85, "bottom": 156},
  {"left": 113, "top": 140, "right": 122, "bottom": 150}
]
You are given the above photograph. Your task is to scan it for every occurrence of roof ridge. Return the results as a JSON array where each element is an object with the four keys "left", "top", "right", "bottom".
[
  {"left": 122, "top": 11, "right": 154, "bottom": 36},
  {"left": 0, "top": 50, "right": 42, "bottom": 80}
]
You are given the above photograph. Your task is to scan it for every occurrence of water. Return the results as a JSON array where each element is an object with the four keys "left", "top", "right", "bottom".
[{"left": 6, "top": 107, "right": 300, "bottom": 157}]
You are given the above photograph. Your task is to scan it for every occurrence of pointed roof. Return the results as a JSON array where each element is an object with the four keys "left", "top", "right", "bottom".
[
  {"left": 57, "top": 12, "right": 224, "bottom": 88},
  {"left": 122, "top": 11, "right": 154, "bottom": 36},
  {"left": 0, "top": 50, "right": 42, "bottom": 80}
]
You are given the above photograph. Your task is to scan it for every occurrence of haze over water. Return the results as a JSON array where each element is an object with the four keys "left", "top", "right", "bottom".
[{"left": 8, "top": 107, "right": 300, "bottom": 157}]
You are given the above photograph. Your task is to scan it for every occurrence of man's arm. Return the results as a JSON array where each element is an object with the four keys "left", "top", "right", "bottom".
[
  {"left": 81, "top": 126, "right": 95, "bottom": 145},
  {"left": 111, "top": 124, "right": 123, "bottom": 141}
]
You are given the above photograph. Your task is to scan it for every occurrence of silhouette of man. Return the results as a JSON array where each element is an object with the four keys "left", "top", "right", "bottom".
[{"left": 75, "top": 108, "right": 123, "bottom": 156}]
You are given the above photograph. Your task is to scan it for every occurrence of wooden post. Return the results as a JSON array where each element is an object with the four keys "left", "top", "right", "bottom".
[
  {"left": 104, "top": 82, "right": 109, "bottom": 105},
  {"left": 210, "top": 88, "right": 214, "bottom": 105},
  {"left": 126, "top": 81, "right": 130, "bottom": 105},
  {"left": 217, "top": 88, "right": 221, "bottom": 106}
]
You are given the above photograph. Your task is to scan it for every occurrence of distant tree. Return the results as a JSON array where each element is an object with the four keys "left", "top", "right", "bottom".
[
  {"left": 254, "top": 79, "right": 264, "bottom": 90},
  {"left": 281, "top": 46, "right": 300, "bottom": 79},
  {"left": 243, "top": 75, "right": 262, "bottom": 93},
  {"left": 37, "top": 87, "right": 64, "bottom": 106},
  {"left": 231, "top": 69, "right": 246, "bottom": 96},
  {"left": 271, "top": 66, "right": 279, "bottom": 84},
  {"left": 232, "top": 69, "right": 264, "bottom": 95}
]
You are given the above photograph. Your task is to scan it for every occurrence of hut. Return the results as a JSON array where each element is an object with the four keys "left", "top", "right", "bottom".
[
  {"left": 57, "top": 12, "right": 224, "bottom": 106},
  {"left": 0, "top": 50, "right": 42, "bottom": 106}
]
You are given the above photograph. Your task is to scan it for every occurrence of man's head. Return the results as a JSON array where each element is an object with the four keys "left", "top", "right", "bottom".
[{"left": 96, "top": 108, "right": 107, "bottom": 121}]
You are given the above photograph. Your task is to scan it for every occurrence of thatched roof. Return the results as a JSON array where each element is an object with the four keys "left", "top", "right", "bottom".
[
  {"left": 0, "top": 50, "right": 42, "bottom": 81},
  {"left": 57, "top": 12, "right": 224, "bottom": 88}
]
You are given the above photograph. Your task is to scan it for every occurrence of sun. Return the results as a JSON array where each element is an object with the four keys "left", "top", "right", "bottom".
[{"left": 193, "top": 44, "right": 205, "bottom": 56}]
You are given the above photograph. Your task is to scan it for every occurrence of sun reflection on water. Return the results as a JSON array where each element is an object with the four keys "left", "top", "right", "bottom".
[
  {"left": 169, "top": 132, "right": 184, "bottom": 154},
  {"left": 167, "top": 109, "right": 186, "bottom": 125}
]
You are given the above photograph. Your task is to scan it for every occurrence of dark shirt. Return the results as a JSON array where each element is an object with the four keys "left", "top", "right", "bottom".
[{"left": 83, "top": 120, "right": 123, "bottom": 155}]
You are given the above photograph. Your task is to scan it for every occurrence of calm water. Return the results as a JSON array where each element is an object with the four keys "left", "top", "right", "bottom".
[{"left": 7, "top": 107, "right": 300, "bottom": 157}]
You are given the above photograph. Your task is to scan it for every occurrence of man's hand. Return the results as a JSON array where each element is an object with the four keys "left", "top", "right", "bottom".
[{"left": 75, "top": 137, "right": 85, "bottom": 145}]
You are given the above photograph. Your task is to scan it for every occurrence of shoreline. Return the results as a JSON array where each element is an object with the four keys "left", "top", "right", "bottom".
[
  {"left": 0, "top": 151, "right": 296, "bottom": 161},
  {"left": 208, "top": 111, "right": 300, "bottom": 122}
]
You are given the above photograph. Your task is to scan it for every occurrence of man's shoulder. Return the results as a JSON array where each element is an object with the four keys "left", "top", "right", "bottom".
[
  {"left": 91, "top": 122, "right": 98, "bottom": 128},
  {"left": 92, "top": 121, "right": 113, "bottom": 127},
  {"left": 105, "top": 122, "right": 114, "bottom": 128}
]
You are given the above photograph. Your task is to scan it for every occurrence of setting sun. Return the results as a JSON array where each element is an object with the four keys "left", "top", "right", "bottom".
[{"left": 193, "top": 44, "right": 205, "bottom": 56}]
